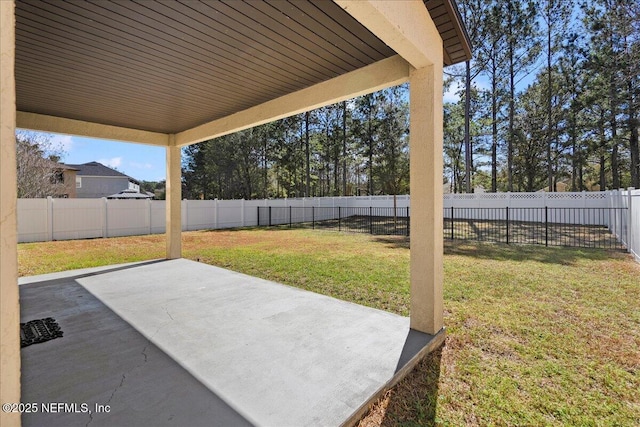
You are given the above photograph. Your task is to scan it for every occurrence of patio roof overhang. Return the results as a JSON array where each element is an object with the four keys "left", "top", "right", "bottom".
[
  {"left": 1, "top": 1, "right": 470, "bottom": 424},
  {"left": 13, "top": 0, "right": 470, "bottom": 146}
]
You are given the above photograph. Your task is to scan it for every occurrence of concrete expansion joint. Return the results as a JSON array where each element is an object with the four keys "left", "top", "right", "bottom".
[{"left": 162, "top": 305, "right": 174, "bottom": 321}]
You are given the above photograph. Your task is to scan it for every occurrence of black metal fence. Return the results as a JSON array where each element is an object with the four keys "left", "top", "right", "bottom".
[
  {"left": 257, "top": 206, "right": 628, "bottom": 250},
  {"left": 258, "top": 206, "right": 410, "bottom": 235},
  {"left": 444, "top": 207, "right": 627, "bottom": 250}
]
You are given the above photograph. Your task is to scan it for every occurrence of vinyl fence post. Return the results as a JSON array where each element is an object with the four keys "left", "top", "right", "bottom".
[
  {"left": 103, "top": 197, "right": 108, "bottom": 238},
  {"left": 312, "top": 205, "right": 315, "bottom": 229},
  {"left": 628, "top": 187, "right": 634, "bottom": 253},
  {"left": 47, "top": 196, "right": 54, "bottom": 241},
  {"left": 338, "top": 206, "right": 341, "bottom": 231},
  {"left": 214, "top": 199, "right": 219, "bottom": 229},
  {"left": 183, "top": 199, "right": 188, "bottom": 231},
  {"left": 545, "top": 206, "right": 549, "bottom": 247},
  {"left": 506, "top": 206, "right": 510, "bottom": 245},
  {"left": 241, "top": 199, "right": 245, "bottom": 227}
]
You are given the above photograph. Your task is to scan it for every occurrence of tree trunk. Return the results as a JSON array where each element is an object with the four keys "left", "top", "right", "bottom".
[
  {"left": 263, "top": 135, "right": 268, "bottom": 198},
  {"left": 342, "top": 101, "right": 348, "bottom": 196},
  {"left": 491, "top": 57, "right": 498, "bottom": 192},
  {"left": 507, "top": 3, "right": 514, "bottom": 193},
  {"left": 610, "top": 81, "right": 620, "bottom": 189},
  {"left": 464, "top": 60, "right": 472, "bottom": 193},
  {"left": 599, "top": 154, "right": 606, "bottom": 191},
  {"left": 546, "top": 18, "right": 553, "bottom": 192},
  {"left": 368, "top": 115, "right": 374, "bottom": 196},
  {"left": 629, "top": 81, "right": 640, "bottom": 188},
  {"left": 305, "top": 112, "right": 311, "bottom": 197},
  {"left": 508, "top": 55, "right": 514, "bottom": 192}
]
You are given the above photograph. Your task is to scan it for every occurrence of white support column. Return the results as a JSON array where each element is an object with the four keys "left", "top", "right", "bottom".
[
  {"left": 166, "top": 139, "right": 182, "bottom": 259},
  {"left": 0, "top": 1, "right": 21, "bottom": 425},
  {"left": 409, "top": 64, "right": 444, "bottom": 335}
]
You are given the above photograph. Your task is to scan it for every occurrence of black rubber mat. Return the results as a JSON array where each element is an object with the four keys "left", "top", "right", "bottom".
[{"left": 20, "top": 318, "right": 63, "bottom": 348}]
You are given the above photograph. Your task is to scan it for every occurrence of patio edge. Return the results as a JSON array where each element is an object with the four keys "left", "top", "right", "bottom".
[{"left": 342, "top": 327, "right": 446, "bottom": 427}]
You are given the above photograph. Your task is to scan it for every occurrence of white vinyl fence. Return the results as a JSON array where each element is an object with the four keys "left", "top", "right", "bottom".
[
  {"left": 17, "top": 190, "right": 637, "bottom": 260},
  {"left": 609, "top": 188, "right": 639, "bottom": 262}
]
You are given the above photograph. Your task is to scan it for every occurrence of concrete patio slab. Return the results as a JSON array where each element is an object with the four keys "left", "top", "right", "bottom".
[{"left": 19, "top": 259, "right": 443, "bottom": 427}]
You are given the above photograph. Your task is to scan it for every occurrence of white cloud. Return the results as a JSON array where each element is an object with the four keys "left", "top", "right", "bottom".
[
  {"left": 97, "top": 157, "right": 122, "bottom": 168},
  {"left": 129, "top": 161, "right": 153, "bottom": 170}
]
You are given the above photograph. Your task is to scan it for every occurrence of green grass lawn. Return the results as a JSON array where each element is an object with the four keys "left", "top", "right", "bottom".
[{"left": 18, "top": 229, "right": 640, "bottom": 426}]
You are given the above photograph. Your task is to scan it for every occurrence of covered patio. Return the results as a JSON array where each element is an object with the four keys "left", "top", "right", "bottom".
[
  {"left": 1, "top": 1, "right": 470, "bottom": 426},
  {"left": 20, "top": 259, "right": 443, "bottom": 426}
]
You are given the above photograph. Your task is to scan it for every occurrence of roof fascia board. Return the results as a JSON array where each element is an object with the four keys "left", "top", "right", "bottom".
[
  {"left": 77, "top": 175, "right": 130, "bottom": 179},
  {"left": 16, "top": 112, "right": 170, "bottom": 146},
  {"left": 176, "top": 55, "right": 409, "bottom": 147},
  {"left": 441, "top": 0, "right": 473, "bottom": 60},
  {"left": 334, "top": 0, "right": 443, "bottom": 69}
]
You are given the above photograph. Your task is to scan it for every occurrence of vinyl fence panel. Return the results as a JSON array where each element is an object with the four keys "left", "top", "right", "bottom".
[{"left": 17, "top": 198, "right": 49, "bottom": 243}]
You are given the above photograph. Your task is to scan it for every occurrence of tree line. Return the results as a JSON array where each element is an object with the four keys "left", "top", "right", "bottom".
[
  {"left": 182, "top": 85, "right": 409, "bottom": 200},
  {"left": 183, "top": 0, "right": 638, "bottom": 198},
  {"left": 447, "top": 0, "right": 639, "bottom": 193}
]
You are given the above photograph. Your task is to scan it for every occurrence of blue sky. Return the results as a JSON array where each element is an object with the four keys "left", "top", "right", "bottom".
[{"left": 37, "top": 133, "right": 167, "bottom": 182}]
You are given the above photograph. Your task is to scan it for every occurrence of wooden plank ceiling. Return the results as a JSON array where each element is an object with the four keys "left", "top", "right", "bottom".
[{"left": 15, "top": 0, "right": 470, "bottom": 135}]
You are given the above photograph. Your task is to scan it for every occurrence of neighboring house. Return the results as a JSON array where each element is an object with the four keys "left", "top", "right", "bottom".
[
  {"left": 53, "top": 163, "right": 79, "bottom": 198},
  {"left": 63, "top": 161, "right": 141, "bottom": 198}
]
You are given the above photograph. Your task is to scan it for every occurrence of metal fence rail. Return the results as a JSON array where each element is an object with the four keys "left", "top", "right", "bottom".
[{"left": 258, "top": 206, "right": 627, "bottom": 250}]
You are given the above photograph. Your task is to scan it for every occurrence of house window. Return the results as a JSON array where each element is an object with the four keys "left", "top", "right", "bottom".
[{"left": 76, "top": 176, "right": 82, "bottom": 188}]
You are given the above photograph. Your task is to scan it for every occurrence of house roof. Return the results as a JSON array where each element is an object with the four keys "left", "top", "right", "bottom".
[
  {"left": 64, "top": 161, "right": 139, "bottom": 184},
  {"left": 49, "top": 161, "right": 79, "bottom": 172},
  {"left": 107, "top": 189, "right": 152, "bottom": 199},
  {"left": 15, "top": 0, "right": 472, "bottom": 137}
]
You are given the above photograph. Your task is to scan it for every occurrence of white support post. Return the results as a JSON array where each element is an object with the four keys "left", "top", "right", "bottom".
[
  {"left": 166, "top": 140, "right": 182, "bottom": 259},
  {"left": 241, "top": 199, "right": 245, "bottom": 227},
  {"left": 409, "top": 63, "right": 444, "bottom": 335}
]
